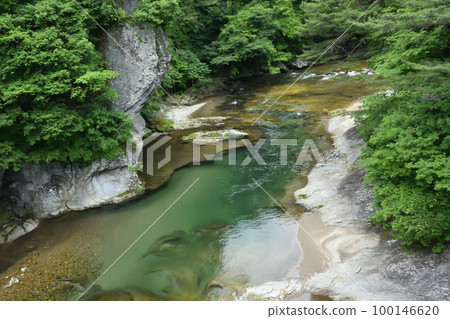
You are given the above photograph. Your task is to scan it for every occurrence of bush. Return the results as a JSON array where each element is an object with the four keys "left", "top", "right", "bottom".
[
  {"left": 355, "top": 90, "right": 450, "bottom": 252},
  {"left": 141, "top": 91, "right": 173, "bottom": 133},
  {"left": 210, "top": 0, "right": 302, "bottom": 77},
  {"left": 350, "top": 0, "right": 450, "bottom": 252}
]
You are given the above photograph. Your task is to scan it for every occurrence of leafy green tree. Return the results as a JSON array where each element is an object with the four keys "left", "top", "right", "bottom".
[
  {"left": 211, "top": 0, "right": 303, "bottom": 77},
  {"left": 131, "top": 0, "right": 181, "bottom": 27},
  {"left": 355, "top": 88, "right": 449, "bottom": 252},
  {"left": 298, "top": 0, "right": 379, "bottom": 61},
  {"left": 353, "top": 0, "right": 450, "bottom": 252},
  {"left": 132, "top": 0, "right": 224, "bottom": 91},
  {"left": 162, "top": 49, "right": 211, "bottom": 90},
  {"left": 0, "top": 0, "right": 132, "bottom": 170},
  {"left": 133, "top": 1, "right": 304, "bottom": 86}
]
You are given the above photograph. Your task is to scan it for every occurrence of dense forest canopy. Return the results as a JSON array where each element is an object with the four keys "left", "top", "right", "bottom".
[{"left": 0, "top": 0, "right": 449, "bottom": 251}]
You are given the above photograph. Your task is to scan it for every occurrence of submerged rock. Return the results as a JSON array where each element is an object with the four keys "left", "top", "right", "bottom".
[
  {"left": 196, "top": 222, "right": 230, "bottom": 233},
  {"left": 84, "top": 287, "right": 163, "bottom": 301},
  {"left": 3, "top": 277, "right": 19, "bottom": 288},
  {"left": 142, "top": 231, "right": 186, "bottom": 258}
]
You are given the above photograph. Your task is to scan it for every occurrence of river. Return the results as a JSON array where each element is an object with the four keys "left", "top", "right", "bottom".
[{"left": 0, "top": 62, "right": 379, "bottom": 301}]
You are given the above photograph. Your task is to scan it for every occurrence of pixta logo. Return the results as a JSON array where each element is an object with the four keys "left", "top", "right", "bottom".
[
  {"left": 193, "top": 138, "right": 322, "bottom": 166},
  {"left": 127, "top": 134, "right": 172, "bottom": 176},
  {"left": 128, "top": 136, "right": 322, "bottom": 176}
]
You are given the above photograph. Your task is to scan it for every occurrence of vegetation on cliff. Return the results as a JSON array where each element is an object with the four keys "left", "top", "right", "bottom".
[
  {"left": 0, "top": 0, "right": 132, "bottom": 171},
  {"left": 351, "top": 0, "right": 449, "bottom": 252}
]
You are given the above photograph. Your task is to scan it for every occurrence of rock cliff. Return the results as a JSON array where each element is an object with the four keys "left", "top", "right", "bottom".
[{"left": 0, "top": 2, "right": 171, "bottom": 242}]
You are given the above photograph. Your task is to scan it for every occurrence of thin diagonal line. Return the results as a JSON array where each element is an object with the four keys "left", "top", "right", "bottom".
[
  {"left": 75, "top": 178, "right": 200, "bottom": 301},
  {"left": 251, "top": 0, "right": 378, "bottom": 126},
  {"left": 71, "top": 0, "right": 200, "bottom": 125},
  {"left": 251, "top": 178, "right": 375, "bottom": 301}
]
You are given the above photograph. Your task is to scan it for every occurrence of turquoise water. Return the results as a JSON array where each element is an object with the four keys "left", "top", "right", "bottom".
[
  {"left": 79, "top": 65, "right": 378, "bottom": 300},
  {"left": 0, "top": 63, "right": 378, "bottom": 300},
  {"left": 84, "top": 110, "right": 314, "bottom": 300}
]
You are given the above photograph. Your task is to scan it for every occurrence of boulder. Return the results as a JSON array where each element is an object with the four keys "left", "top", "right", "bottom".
[
  {"left": 172, "top": 116, "right": 231, "bottom": 130},
  {"left": 279, "top": 62, "right": 290, "bottom": 73},
  {"left": 287, "top": 59, "right": 309, "bottom": 69}
]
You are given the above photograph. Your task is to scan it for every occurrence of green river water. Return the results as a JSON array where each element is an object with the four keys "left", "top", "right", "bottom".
[{"left": 0, "top": 62, "right": 379, "bottom": 300}]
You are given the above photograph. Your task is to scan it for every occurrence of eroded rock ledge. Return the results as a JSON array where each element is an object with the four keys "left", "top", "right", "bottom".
[{"left": 299, "top": 114, "right": 450, "bottom": 301}]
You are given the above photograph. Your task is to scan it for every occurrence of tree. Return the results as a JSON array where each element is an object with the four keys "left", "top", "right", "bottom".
[
  {"left": 0, "top": 0, "right": 132, "bottom": 170},
  {"left": 353, "top": 0, "right": 450, "bottom": 252},
  {"left": 211, "top": 0, "right": 303, "bottom": 77},
  {"left": 298, "top": 0, "right": 379, "bottom": 61}
]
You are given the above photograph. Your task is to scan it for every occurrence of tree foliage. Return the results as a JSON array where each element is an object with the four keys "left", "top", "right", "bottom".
[
  {"left": 134, "top": 0, "right": 304, "bottom": 89},
  {"left": 210, "top": 0, "right": 303, "bottom": 77},
  {"left": 352, "top": 0, "right": 450, "bottom": 252},
  {"left": 298, "top": 0, "right": 378, "bottom": 61},
  {"left": 0, "top": 0, "right": 132, "bottom": 170},
  {"left": 131, "top": 0, "right": 181, "bottom": 27}
]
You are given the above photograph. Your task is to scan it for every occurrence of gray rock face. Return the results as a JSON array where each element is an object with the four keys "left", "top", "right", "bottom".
[
  {"left": 115, "top": 0, "right": 140, "bottom": 14},
  {"left": 103, "top": 22, "right": 170, "bottom": 113},
  {"left": 0, "top": 5, "right": 171, "bottom": 227},
  {"left": 3, "top": 156, "right": 140, "bottom": 219},
  {"left": 0, "top": 219, "right": 39, "bottom": 245},
  {"left": 101, "top": 20, "right": 171, "bottom": 164},
  {"left": 296, "top": 115, "right": 450, "bottom": 301}
]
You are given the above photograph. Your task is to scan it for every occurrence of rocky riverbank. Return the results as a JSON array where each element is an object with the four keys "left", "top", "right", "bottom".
[
  {"left": 297, "top": 105, "right": 450, "bottom": 301},
  {"left": 2, "top": 63, "right": 447, "bottom": 301},
  {"left": 0, "top": 218, "right": 101, "bottom": 301},
  {"left": 211, "top": 101, "right": 449, "bottom": 301}
]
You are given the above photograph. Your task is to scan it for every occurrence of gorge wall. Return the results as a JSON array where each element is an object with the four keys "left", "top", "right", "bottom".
[{"left": 0, "top": 1, "right": 171, "bottom": 242}]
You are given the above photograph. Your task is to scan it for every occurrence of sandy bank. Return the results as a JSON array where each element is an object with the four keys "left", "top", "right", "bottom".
[
  {"left": 165, "top": 96, "right": 229, "bottom": 130},
  {"left": 166, "top": 102, "right": 207, "bottom": 124}
]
